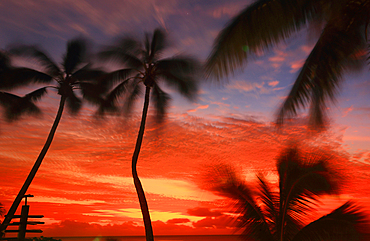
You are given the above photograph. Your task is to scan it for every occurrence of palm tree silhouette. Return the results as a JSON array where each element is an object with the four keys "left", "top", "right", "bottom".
[
  {"left": 98, "top": 28, "right": 200, "bottom": 241},
  {"left": 206, "top": 146, "right": 369, "bottom": 241},
  {"left": 0, "top": 39, "right": 105, "bottom": 233},
  {"left": 205, "top": 0, "right": 370, "bottom": 128}
]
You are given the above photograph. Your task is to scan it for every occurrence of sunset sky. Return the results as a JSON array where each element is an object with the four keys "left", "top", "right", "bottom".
[{"left": 1, "top": 0, "right": 370, "bottom": 238}]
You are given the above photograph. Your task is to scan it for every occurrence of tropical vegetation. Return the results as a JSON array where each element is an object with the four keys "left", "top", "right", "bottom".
[
  {"left": 206, "top": 0, "right": 370, "bottom": 128},
  {"left": 97, "top": 28, "right": 200, "bottom": 241},
  {"left": 205, "top": 145, "right": 369, "bottom": 241}
]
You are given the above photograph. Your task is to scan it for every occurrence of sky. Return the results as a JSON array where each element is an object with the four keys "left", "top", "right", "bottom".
[{"left": 1, "top": 0, "right": 370, "bottom": 238}]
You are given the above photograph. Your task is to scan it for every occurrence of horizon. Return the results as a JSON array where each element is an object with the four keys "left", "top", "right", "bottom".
[{"left": 1, "top": 0, "right": 370, "bottom": 238}]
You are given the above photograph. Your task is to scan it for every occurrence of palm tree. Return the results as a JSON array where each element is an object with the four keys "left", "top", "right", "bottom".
[
  {"left": 98, "top": 28, "right": 200, "bottom": 241},
  {"left": 205, "top": 0, "right": 370, "bottom": 128},
  {"left": 0, "top": 39, "right": 105, "bottom": 233},
  {"left": 205, "top": 146, "right": 369, "bottom": 241}
]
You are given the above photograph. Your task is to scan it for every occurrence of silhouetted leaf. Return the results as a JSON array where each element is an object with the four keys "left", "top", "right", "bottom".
[
  {"left": 63, "top": 39, "right": 87, "bottom": 75},
  {"left": 96, "top": 68, "right": 133, "bottom": 93},
  {"left": 99, "top": 46, "right": 142, "bottom": 69},
  {"left": 9, "top": 45, "right": 60, "bottom": 76},
  {"left": 149, "top": 29, "right": 167, "bottom": 62},
  {"left": 0, "top": 68, "right": 52, "bottom": 90},
  {"left": 24, "top": 87, "right": 47, "bottom": 102},
  {"left": 0, "top": 92, "right": 42, "bottom": 122},
  {"left": 205, "top": 0, "right": 326, "bottom": 80},
  {"left": 151, "top": 83, "right": 170, "bottom": 121},
  {"left": 66, "top": 91, "right": 82, "bottom": 115},
  {"left": 123, "top": 77, "right": 142, "bottom": 115},
  {"left": 292, "top": 201, "right": 370, "bottom": 241},
  {"left": 157, "top": 57, "right": 199, "bottom": 100}
]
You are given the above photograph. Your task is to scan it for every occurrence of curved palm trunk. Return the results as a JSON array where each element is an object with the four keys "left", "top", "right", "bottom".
[
  {"left": 132, "top": 86, "right": 154, "bottom": 241},
  {"left": 0, "top": 96, "right": 66, "bottom": 235}
]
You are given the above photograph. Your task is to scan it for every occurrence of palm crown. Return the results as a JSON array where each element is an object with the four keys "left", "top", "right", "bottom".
[
  {"left": 206, "top": 0, "right": 370, "bottom": 128},
  {"left": 205, "top": 146, "right": 369, "bottom": 241},
  {"left": 9, "top": 39, "right": 105, "bottom": 115},
  {"left": 98, "top": 28, "right": 199, "bottom": 118}
]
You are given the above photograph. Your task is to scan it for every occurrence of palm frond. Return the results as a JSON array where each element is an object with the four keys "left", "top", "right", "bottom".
[
  {"left": 9, "top": 45, "right": 60, "bottom": 76},
  {"left": 99, "top": 45, "right": 143, "bottom": 69},
  {"left": 78, "top": 82, "right": 104, "bottom": 105},
  {"left": 277, "top": 1, "right": 368, "bottom": 128},
  {"left": 292, "top": 201, "right": 370, "bottom": 241},
  {"left": 0, "top": 91, "right": 42, "bottom": 122},
  {"left": 158, "top": 56, "right": 200, "bottom": 74},
  {"left": 203, "top": 164, "right": 274, "bottom": 241},
  {"left": 205, "top": 0, "right": 325, "bottom": 80},
  {"left": 277, "top": 146, "right": 339, "bottom": 239},
  {"left": 144, "top": 33, "right": 151, "bottom": 61},
  {"left": 0, "top": 91, "right": 21, "bottom": 107},
  {"left": 149, "top": 28, "right": 167, "bottom": 62},
  {"left": 123, "top": 77, "right": 142, "bottom": 115},
  {"left": 0, "top": 202, "right": 5, "bottom": 217},
  {"left": 0, "top": 51, "right": 11, "bottom": 70},
  {"left": 151, "top": 83, "right": 170, "bottom": 122},
  {"left": 96, "top": 68, "right": 133, "bottom": 93},
  {"left": 0, "top": 68, "right": 52, "bottom": 90},
  {"left": 66, "top": 91, "right": 82, "bottom": 115},
  {"left": 257, "top": 176, "right": 278, "bottom": 232},
  {"left": 97, "top": 78, "right": 132, "bottom": 115},
  {"left": 157, "top": 57, "right": 199, "bottom": 100},
  {"left": 24, "top": 87, "right": 47, "bottom": 102},
  {"left": 63, "top": 38, "right": 87, "bottom": 75}
]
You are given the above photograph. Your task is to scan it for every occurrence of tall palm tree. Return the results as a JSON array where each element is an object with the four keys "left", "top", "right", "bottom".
[
  {"left": 0, "top": 39, "right": 105, "bottom": 233},
  {"left": 206, "top": 146, "right": 369, "bottom": 241},
  {"left": 98, "top": 28, "right": 200, "bottom": 241},
  {"left": 206, "top": 0, "right": 370, "bottom": 128}
]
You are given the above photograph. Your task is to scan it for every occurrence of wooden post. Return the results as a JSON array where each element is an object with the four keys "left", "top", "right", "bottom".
[{"left": 18, "top": 205, "right": 29, "bottom": 241}]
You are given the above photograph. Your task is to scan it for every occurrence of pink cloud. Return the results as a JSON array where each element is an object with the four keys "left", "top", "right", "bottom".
[
  {"left": 227, "top": 81, "right": 265, "bottom": 93},
  {"left": 268, "top": 56, "right": 285, "bottom": 62},
  {"left": 268, "top": 81, "right": 279, "bottom": 87},
  {"left": 187, "top": 104, "right": 209, "bottom": 113},
  {"left": 290, "top": 59, "right": 305, "bottom": 73},
  {"left": 342, "top": 105, "right": 354, "bottom": 117}
]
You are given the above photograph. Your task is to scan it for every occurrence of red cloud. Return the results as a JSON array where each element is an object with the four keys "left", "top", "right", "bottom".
[
  {"left": 43, "top": 220, "right": 143, "bottom": 237},
  {"left": 166, "top": 218, "right": 190, "bottom": 224},
  {"left": 187, "top": 207, "right": 223, "bottom": 217},
  {"left": 193, "top": 215, "right": 237, "bottom": 229}
]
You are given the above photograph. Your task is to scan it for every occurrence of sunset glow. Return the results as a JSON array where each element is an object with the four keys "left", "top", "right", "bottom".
[{"left": 1, "top": 0, "right": 370, "bottom": 238}]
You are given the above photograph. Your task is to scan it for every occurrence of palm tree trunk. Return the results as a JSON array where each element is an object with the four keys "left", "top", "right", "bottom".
[
  {"left": 132, "top": 86, "right": 154, "bottom": 241},
  {"left": 0, "top": 96, "right": 66, "bottom": 235}
]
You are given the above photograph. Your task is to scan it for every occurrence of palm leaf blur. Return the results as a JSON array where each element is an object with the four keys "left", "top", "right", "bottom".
[
  {"left": 206, "top": 0, "right": 370, "bottom": 128},
  {"left": 204, "top": 146, "right": 369, "bottom": 241}
]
